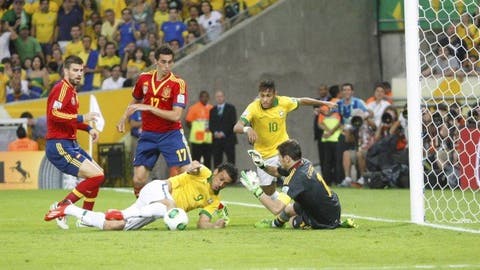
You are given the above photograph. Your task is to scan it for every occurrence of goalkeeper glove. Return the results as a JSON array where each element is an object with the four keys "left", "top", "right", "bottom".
[
  {"left": 216, "top": 202, "right": 230, "bottom": 226},
  {"left": 247, "top": 149, "right": 265, "bottom": 169},
  {"left": 240, "top": 170, "right": 264, "bottom": 198}
]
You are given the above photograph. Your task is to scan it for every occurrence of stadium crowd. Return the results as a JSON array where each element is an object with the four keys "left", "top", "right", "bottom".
[{"left": 0, "top": 0, "right": 252, "bottom": 104}]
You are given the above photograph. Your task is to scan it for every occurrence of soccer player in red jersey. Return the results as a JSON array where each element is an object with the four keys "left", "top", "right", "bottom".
[
  {"left": 44, "top": 55, "right": 104, "bottom": 229},
  {"left": 117, "top": 45, "right": 190, "bottom": 197}
]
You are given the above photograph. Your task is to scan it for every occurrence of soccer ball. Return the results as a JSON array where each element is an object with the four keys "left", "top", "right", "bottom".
[{"left": 163, "top": 208, "right": 188, "bottom": 231}]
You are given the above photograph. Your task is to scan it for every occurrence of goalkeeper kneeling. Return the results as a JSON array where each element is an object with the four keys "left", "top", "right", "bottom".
[{"left": 241, "top": 139, "right": 357, "bottom": 229}]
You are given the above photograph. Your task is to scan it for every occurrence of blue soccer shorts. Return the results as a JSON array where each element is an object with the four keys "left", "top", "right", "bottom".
[
  {"left": 134, "top": 129, "right": 191, "bottom": 169},
  {"left": 46, "top": 139, "right": 92, "bottom": 177}
]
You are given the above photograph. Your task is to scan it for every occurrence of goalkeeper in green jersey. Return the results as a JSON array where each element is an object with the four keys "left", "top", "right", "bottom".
[
  {"left": 241, "top": 139, "right": 356, "bottom": 229},
  {"left": 45, "top": 161, "right": 238, "bottom": 230}
]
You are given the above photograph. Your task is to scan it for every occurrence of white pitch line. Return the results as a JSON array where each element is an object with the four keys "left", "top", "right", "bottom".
[
  {"left": 222, "top": 201, "right": 480, "bottom": 234},
  {"left": 105, "top": 189, "right": 480, "bottom": 234}
]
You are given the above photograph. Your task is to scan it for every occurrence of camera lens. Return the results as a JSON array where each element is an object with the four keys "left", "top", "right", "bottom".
[{"left": 381, "top": 112, "right": 393, "bottom": 124}]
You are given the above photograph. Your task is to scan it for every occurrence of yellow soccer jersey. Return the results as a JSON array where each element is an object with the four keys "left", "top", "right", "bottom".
[
  {"left": 170, "top": 166, "right": 222, "bottom": 218},
  {"left": 241, "top": 96, "right": 299, "bottom": 158}
]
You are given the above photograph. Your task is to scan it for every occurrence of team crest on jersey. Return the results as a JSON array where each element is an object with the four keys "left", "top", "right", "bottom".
[
  {"left": 279, "top": 110, "right": 285, "bottom": 117},
  {"left": 207, "top": 199, "right": 213, "bottom": 205},
  {"left": 161, "top": 86, "right": 171, "bottom": 99}
]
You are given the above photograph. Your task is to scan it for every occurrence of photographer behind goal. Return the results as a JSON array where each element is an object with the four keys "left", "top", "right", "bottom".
[{"left": 339, "top": 109, "right": 377, "bottom": 187}]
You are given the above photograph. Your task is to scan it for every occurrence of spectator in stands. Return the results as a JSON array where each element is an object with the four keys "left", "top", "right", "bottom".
[
  {"left": 439, "top": 23, "right": 467, "bottom": 61},
  {"left": 64, "top": 25, "right": 84, "bottom": 58},
  {"left": 20, "top": 111, "right": 47, "bottom": 149},
  {"left": 135, "top": 22, "right": 150, "bottom": 51},
  {"left": 186, "top": 90, "right": 213, "bottom": 169},
  {"left": 96, "top": 35, "right": 107, "bottom": 56},
  {"left": 422, "top": 46, "right": 460, "bottom": 77},
  {"left": 54, "top": 0, "right": 84, "bottom": 52},
  {"left": 132, "top": 0, "right": 153, "bottom": 27},
  {"left": 184, "top": 4, "right": 200, "bottom": 23},
  {"left": 0, "top": 1, "right": 9, "bottom": 18},
  {"left": 184, "top": 31, "right": 204, "bottom": 55},
  {"left": 366, "top": 83, "right": 390, "bottom": 128},
  {"left": 124, "top": 47, "right": 147, "bottom": 72},
  {"left": 0, "top": 21, "right": 17, "bottom": 62},
  {"left": 8, "top": 125, "right": 38, "bottom": 151},
  {"left": 98, "top": 42, "right": 121, "bottom": 81},
  {"left": 31, "top": 0, "right": 57, "bottom": 57},
  {"left": 153, "top": 0, "right": 170, "bottom": 31},
  {"left": 168, "top": 39, "right": 182, "bottom": 58},
  {"left": 1, "top": 57, "right": 13, "bottom": 79},
  {"left": 115, "top": 8, "right": 140, "bottom": 59},
  {"left": 101, "top": 9, "right": 120, "bottom": 43},
  {"left": 101, "top": 64, "right": 126, "bottom": 90},
  {"left": 224, "top": 0, "right": 247, "bottom": 25},
  {"left": 160, "top": 7, "right": 188, "bottom": 47},
  {"left": 6, "top": 66, "right": 31, "bottom": 102},
  {"left": 89, "top": 21, "right": 102, "bottom": 50},
  {"left": 82, "top": 0, "right": 98, "bottom": 33},
  {"left": 336, "top": 83, "right": 368, "bottom": 186},
  {"left": 186, "top": 19, "right": 202, "bottom": 38},
  {"left": 2, "top": 0, "right": 30, "bottom": 32},
  {"left": 48, "top": 47, "right": 63, "bottom": 72},
  {"left": 27, "top": 55, "right": 49, "bottom": 95},
  {"left": 198, "top": 0, "right": 224, "bottom": 42},
  {"left": 23, "top": 0, "right": 59, "bottom": 14},
  {"left": 99, "top": 0, "right": 126, "bottom": 20},
  {"left": 12, "top": 25, "right": 44, "bottom": 63},
  {"left": 78, "top": 35, "right": 100, "bottom": 91}
]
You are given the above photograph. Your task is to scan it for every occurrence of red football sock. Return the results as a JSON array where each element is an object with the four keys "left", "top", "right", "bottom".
[{"left": 83, "top": 187, "right": 100, "bottom": 210}]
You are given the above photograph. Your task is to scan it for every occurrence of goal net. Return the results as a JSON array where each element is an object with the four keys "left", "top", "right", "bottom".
[{"left": 407, "top": 0, "right": 480, "bottom": 227}]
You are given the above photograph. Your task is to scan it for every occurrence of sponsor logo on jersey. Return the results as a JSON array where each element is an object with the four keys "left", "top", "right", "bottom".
[
  {"left": 143, "top": 83, "right": 148, "bottom": 95},
  {"left": 177, "top": 94, "right": 185, "bottom": 104},
  {"left": 53, "top": 100, "right": 63, "bottom": 109},
  {"left": 71, "top": 96, "right": 76, "bottom": 105}
]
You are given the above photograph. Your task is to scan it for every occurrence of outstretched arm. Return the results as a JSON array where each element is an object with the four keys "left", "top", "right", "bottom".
[
  {"left": 297, "top": 97, "right": 337, "bottom": 109},
  {"left": 240, "top": 171, "right": 287, "bottom": 215}
]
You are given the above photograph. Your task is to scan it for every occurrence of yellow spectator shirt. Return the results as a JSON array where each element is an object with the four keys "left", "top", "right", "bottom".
[
  {"left": 64, "top": 40, "right": 84, "bottom": 58},
  {"left": 32, "top": 11, "right": 57, "bottom": 43},
  {"left": 169, "top": 166, "right": 221, "bottom": 218},
  {"left": 240, "top": 96, "right": 299, "bottom": 158}
]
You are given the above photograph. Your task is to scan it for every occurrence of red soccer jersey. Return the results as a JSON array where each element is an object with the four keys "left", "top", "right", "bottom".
[
  {"left": 46, "top": 79, "right": 89, "bottom": 140},
  {"left": 132, "top": 70, "right": 188, "bottom": 133}
]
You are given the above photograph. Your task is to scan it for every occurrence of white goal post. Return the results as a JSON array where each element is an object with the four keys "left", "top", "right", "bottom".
[{"left": 406, "top": 0, "right": 480, "bottom": 227}]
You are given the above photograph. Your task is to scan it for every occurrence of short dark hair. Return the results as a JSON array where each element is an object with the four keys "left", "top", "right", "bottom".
[
  {"left": 277, "top": 139, "right": 302, "bottom": 161},
  {"left": 155, "top": 44, "right": 175, "bottom": 60},
  {"left": 16, "top": 125, "right": 26, "bottom": 139},
  {"left": 342, "top": 83, "right": 354, "bottom": 91},
  {"left": 259, "top": 79, "right": 275, "bottom": 92},
  {"left": 382, "top": 81, "right": 391, "bottom": 90},
  {"left": 20, "top": 111, "right": 33, "bottom": 119},
  {"left": 374, "top": 82, "right": 385, "bottom": 91},
  {"left": 328, "top": 85, "right": 339, "bottom": 98},
  {"left": 63, "top": 55, "right": 83, "bottom": 69},
  {"left": 217, "top": 162, "right": 238, "bottom": 184}
]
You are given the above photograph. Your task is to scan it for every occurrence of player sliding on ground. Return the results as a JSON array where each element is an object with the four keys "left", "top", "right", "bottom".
[
  {"left": 45, "top": 161, "right": 238, "bottom": 230},
  {"left": 241, "top": 139, "right": 357, "bottom": 229}
]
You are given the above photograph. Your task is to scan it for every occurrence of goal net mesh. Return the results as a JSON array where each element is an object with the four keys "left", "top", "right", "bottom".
[{"left": 418, "top": 0, "right": 480, "bottom": 224}]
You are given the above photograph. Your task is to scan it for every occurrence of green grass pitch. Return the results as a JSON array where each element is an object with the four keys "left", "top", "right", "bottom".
[{"left": 1, "top": 187, "right": 479, "bottom": 270}]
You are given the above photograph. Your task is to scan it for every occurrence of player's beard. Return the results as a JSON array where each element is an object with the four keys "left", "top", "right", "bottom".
[{"left": 68, "top": 77, "right": 81, "bottom": 86}]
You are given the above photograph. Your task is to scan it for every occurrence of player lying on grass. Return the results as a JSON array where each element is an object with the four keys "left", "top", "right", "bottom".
[
  {"left": 45, "top": 161, "right": 238, "bottom": 230},
  {"left": 241, "top": 139, "right": 357, "bottom": 229}
]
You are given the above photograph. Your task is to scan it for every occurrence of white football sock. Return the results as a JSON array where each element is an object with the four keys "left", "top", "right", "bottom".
[
  {"left": 121, "top": 205, "right": 141, "bottom": 219},
  {"left": 140, "top": 202, "right": 167, "bottom": 218},
  {"left": 64, "top": 204, "right": 105, "bottom": 229},
  {"left": 80, "top": 211, "right": 105, "bottom": 230}
]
